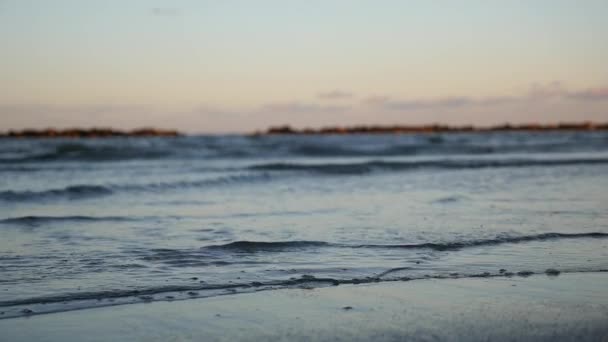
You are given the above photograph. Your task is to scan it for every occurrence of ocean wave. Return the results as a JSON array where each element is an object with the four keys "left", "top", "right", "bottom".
[
  {"left": 203, "top": 232, "right": 608, "bottom": 253},
  {"left": 1, "top": 132, "right": 607, "bottom": 162},
  {"left": 138, "top": 248, "right": 269, "bottom": 267},
  {"left": 0, "top": 185, "right": 113, "bottom": 202},
  {"left": 121, "top": 173, "right": 272, "bottom": 191},
  {"left": 3, "top": 156, "right": 605, "bottom": 203},
  {"left": 0, "top": 215, "right": 136, "bottom": 226},
  {"left": 0, "top": 142, "right": 172, "bottom": 163},
  {"left": 249, "top": 157, "right": 608, "bottom": 174},
  {"left": 432, "top": 195, "right": 470, "bottom": 204},
  {"left": 250, "top": 135, "right": 608, "bottom": 158},
  {"left": 357, "top": 232, "right": 608, "bottom": 251},
  {"left": 0, "top": 173, "right": 272, "bottom": 203},
  {"left": 305, "top": 143, "right": 497, "bottom": 157},
  {"left": 206, "top": 240, "right": 332, "bottom": 252}
]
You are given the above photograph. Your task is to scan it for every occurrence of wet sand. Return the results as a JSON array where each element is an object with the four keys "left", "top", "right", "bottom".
[{"left": 2, "top": 272, "right": 607, "bottom": 342}]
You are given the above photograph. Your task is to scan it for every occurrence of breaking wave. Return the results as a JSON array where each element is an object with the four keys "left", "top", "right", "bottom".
[
  {"left": 0, "top": 215, "right": 137, "bottom": 226},
  {"left": 203, "top": 232, "right": 608, "bottom": 253},
  {"left": 206, "top": 240, "right": 332, "bottom": 251},
  {"left": 0, "top": 143, "right": 171, "bottom": 163},
  {"left": 0, "top": 185, "right": 113, "bottom": 202},
  {"left": 249, "top": 157, "right": 608, "bottom": 174},
  {"left": 0, "top": 173, "right": 271, "bottom": 202}
]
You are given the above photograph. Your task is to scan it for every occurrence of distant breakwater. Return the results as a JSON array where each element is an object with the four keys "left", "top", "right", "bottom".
[
  {"left": 0, "top": 128, "right": 180, "bottom": 138},
  {"left": 256, "top": 122, "right": 608, "bottom": 135}
]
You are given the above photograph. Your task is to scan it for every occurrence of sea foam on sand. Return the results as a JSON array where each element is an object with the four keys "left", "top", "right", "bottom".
[{"left": 2, "top": 272, "right": 607, "bottom": 342}]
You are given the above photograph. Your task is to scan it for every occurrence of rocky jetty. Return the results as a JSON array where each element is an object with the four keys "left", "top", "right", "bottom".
[
  {"left": 257, "top": 122, "right": 608, "bottom": 135},
  {"left": 1, "top": 128, "right": 181, "bottom": 138}
]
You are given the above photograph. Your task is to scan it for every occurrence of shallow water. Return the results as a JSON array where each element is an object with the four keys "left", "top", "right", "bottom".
[{"left": 1, "top": 132, "right": 608, "bottom": 318}]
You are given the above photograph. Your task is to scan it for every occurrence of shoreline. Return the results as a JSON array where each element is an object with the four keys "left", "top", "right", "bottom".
[
  {"left": 2, "top": 268, "right": 606, "bottom": 320},
  {"left": 2, "top": 272, "right": 607, "bottom": 341}
]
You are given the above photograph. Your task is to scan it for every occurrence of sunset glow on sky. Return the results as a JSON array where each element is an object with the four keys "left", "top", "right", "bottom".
[{"left": 1, "top": 0, "right": 607, "bottom": 133}]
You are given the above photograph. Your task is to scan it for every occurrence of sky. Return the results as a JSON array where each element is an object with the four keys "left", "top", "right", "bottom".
[{"left": 1, "top": 0, "right": 607, "bottom": 133}]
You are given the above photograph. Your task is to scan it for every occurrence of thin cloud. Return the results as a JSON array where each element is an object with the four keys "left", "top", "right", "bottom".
[
  {"left": 527, "top": 81, "right": 566, "bottom": 98},
  {"left": 364, "top": 83, "right": 608, "bottom": 111},
  {"left": 363, "top": 96, "right": 474, "bottom": 111},
  {"left": 567, "top": 87, "right": 608, "bottom": 101},
  {"left": 362, "top": 95, "right": 391, "bottom": 104},
  {"left": 318, "top": 90, "right": 354, "bottom": 100},
  {"left": 261, "top": 102, "right": 350, "bottom": 114},
  {"left": 527, "top": 82, "right": 608, "bottom": 101}
]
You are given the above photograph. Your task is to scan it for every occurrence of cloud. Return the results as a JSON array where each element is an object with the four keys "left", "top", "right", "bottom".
[
  {"left": 261, "top": 102, "right": 350, "bottom": 114},
  {"left": 527, "top": 82, "right": 608, "bottom": 101},
  {"left": 362, "top": 95, "right": 391, "bottom": 104},
  {"left": 567, "top": 87, "right": 608, "bottom": 101},
  {"left": 363, "top": 96, "right": 474, "bottom": 111},
  {"left": 364, "top": 82, "right": 608, "bottom": 112},
  {"left": 318, "top": 90, "right": 354, "bottom": 100},
  {"left": 527, "top": 81, "right": 566, "bottom": 98}
]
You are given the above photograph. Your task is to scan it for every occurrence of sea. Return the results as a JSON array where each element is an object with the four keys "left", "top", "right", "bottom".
[{"left": 1, "top": 131, "right": 607, "bottom": 318}]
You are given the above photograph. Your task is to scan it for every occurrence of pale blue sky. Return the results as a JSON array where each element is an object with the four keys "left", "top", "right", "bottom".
[{"left": 1, "top": 0, "right": 607, "bottom": 132}]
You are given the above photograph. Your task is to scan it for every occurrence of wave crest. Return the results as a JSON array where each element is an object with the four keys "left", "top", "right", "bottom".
[
  {"left": 205, "top": 240, "right": 331, "bottom": 251},
  {"left": 359, "top": 232, "right": 608, "bottom": 251},
  {"left": 0, "top": 215, "right": 134, "bottom": 226},
  {"left": 0, "top": 185, "right": 113, "bottom": 202},
  {"left": 249, "top": 157, "right": 608, "bottom": 174},
  {"left": 0, "top": 173, "right": 271, "bottom": 203},
  {"left": 1, "top": 142, "right": 171, "bottom": 163},
  {"left": 203, "top": 233, "right": 608, "bottom": 253}
]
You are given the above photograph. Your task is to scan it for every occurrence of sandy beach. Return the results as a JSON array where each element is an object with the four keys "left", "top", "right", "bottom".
[{"left": 2, "top": 272, "right": 607, "bottom": 342}]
